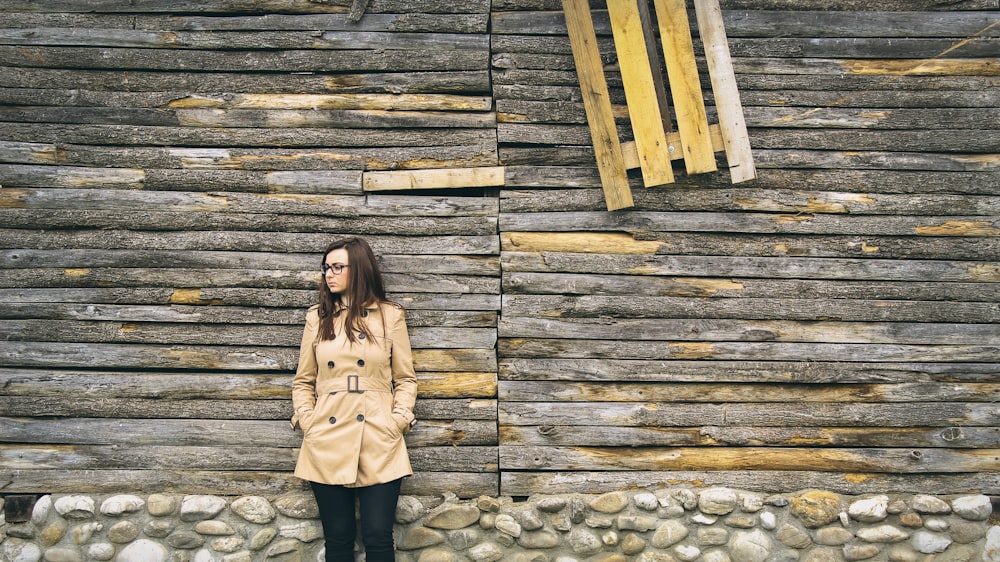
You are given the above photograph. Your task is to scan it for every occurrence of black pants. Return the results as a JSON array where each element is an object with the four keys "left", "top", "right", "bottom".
[{"left": 310, "top": 479, "right": 402, "bottom": 562}]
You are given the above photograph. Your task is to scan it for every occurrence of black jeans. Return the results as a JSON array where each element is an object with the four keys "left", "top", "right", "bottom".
[{"left": 310, "top": 479, "right": 402, "bottom": 562}]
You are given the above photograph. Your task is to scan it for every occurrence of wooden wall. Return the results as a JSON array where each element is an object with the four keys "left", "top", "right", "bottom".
[
  {"left": 0, "top": 0, "right": 501, "bottom": 498},
  {"left": 1, "top": 0, "right": 999, "bottom": 499}
]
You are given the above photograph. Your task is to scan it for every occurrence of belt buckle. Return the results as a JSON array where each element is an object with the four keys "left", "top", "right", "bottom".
[{"left": 347, "top": 374, "right": 362, "bottom": 393}]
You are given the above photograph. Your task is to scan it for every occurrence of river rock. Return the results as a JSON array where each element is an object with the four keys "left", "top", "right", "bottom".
[
  {"left": 116, "top": 539, "right": 168, "bottom": 562},
  {"left": 146, "top": 494, "right": 177, "bottom": 517},
  {"left": 791, "top": 491, "right": 841, "bottom": 528},
  {"left": 100, "top": 495, "right": 145, "bottom": 517},
  {"left": 699, "top": 488, "right": 738, "bottom": 515},
  {"left": 776, "top": 523, "right": 812, "bottom": 549},
  {"left": 54, "top": 496, "right": 95, "bottom": 520},
  {"left": 590, "top": 491, "right": 629, "bottom": 514},
  {"left": 729, "top": 529, "right": 772, "bottom": 562},
  {"left": 855, "top": 525, "right": 909, "bottom": 543},
  {"left": 179, "top": 495, "right": 226, "bottom": 522},
  {"left": 849, "top": 496, "right": 888, "bottom": 523},
  {"left": 951, "top": 495, "right": 992, "bottom": 520},
  {"left": 230, "top": 496, "right": 275, "bottom": 524},
  {"left": 425, "top": 504, "right": 481, "bottom": 530},
  {"left": 911, "top": 530, "right": 952, "bottom": 554},
  {"left": 651, "top": 519, "right": 689, "bottom": 548},
  {"left": 910, "top": 495, "right": 950, "bottom": 515}
]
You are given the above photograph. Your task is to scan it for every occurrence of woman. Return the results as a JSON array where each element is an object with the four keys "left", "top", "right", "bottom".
[{"left": 291, "top": 237, "right": 418, "bottom": 562}]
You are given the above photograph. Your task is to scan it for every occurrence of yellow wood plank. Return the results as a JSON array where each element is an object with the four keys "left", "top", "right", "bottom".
[
  {"left": 621, "top": 124, "right": 724, "bottom": 170},
  {"left": 562, "top": 0, "right": 634, "bottom": 210},
  {"left": 693, "top": 0, "right": 757, "bottom": 183},
  {"left": 653, "top": 0, "right": 718, "bottom": 175},
  {"left": 362, "top": 166, "right": 505, "bottom": 191},
  {"left": 607, "top": 0, "right": 675, "bottom": 187}
]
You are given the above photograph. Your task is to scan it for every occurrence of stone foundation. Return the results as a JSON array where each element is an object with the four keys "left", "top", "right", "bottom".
[{"left": 1, "top": 489, "right": 998, "bottom": 562}]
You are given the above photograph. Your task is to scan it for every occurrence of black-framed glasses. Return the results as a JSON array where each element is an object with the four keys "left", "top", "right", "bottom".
[{"left": 322, "top": 263, "right": 349, "bottom": 275}]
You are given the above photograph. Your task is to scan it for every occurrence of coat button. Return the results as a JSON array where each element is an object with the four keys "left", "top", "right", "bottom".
[
  {"left": 356, "top": 414, "right": 365, "bottom": 422},
  {"left": 357, "top": 359, "right": 365, "bottom": 367},
  {"left": 329, "top": 416, "right": 336, "bottom": 424},
  {"left": 327, "top": 361, "right": 335, "bottom": 368},
  {"left": 358, "top": 332, "right": 366, "bottom": 340}
]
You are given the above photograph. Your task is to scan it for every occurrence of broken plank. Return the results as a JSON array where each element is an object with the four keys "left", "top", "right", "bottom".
[
  {"left": 363, "top": 166, "right": 505, "bottom": 191},
  {"left": 694, "top": 0, "right": 756, "bottom": 183},
  {"left": 561, "top": 0, "right": 633, "bottom": 210}
]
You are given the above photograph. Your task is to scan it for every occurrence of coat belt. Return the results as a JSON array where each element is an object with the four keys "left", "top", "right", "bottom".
[{"left": 321, "top": 374, "right": 392, "bottom": 394}]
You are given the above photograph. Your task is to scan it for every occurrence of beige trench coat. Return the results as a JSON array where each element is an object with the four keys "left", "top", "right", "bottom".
[{"left": 291, "top": 301, "right": 417, "bottom": 487}]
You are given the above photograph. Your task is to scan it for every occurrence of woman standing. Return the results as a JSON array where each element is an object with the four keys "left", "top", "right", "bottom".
[{"left": 291, "top": 237, "right": 418, "bottom": 562}]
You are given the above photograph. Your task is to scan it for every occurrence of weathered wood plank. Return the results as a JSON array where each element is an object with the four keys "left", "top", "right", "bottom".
[
  {"left": 500, "top": 470, "right": 999, "bottom": 497},
  {"left": 363, "top": 166, "right": 505, "bottom": 191},
  {"left": 0, "top": 68, "right": 492, "bottom": 94},
  {"left": 500, "top": 232, "right": 1000, "bottom": 260},
  {"left": 499, "top": 381, "right": 1000, "bottom": 403},
  {"left": 499, "top": 402, "right": 1000, "bottom": 427},
  {"left": 0, "top": 288, "right": 500, "bottom": 311},
  {"left": 0, "top": 142, "right": 501, "bottom": 172},
  {"left": 0, "top": 416, "right": 497, "bottom": 446},
  {"left": 0, "top": 231, "right": 499, "bottom": 257},
  {"left": 0, "top": 13, "right": 490, "bottom": 34},
  {"left": 500, "top": 425, "right": 1000, "bottom": 448},
  {"left": 0, "top": 304, "right": 493, "bottom": 331},
  {"left": 0, "top": 468, "right": 497, "bottom": 498},
  {"left": 0, "top": 46, "right": 488, "bottom": 72},
  {"left": 0, "top": 342, "right": 497, "bottom": 372},
  {"left": 498, "top": 317, "right": 1000, "bottom": 345},
  {"left": 492, "top": 81, "right": 1000, "bottom": 107},
  {"left": 497, "top": 122, "right": 1000, "bottom": 153},
  {"left": 418, "top": 372, "right": 497, "bottom": 398},
  {"left": 0, "top": 0, "right": 493, "bottom": 14},
  {"left": 501, "top": 167, "right": 1000, "bottom": 195},
  {"left": 0, "top": 249, "right": 499, "bottom": 277},
  {"left": 501, "top": 445, "right": 1000, "bottom": 473},
  {"left": 0, "top": 122, "right": 496, "bottom": 148},
  {"left": 503, "top": 272, "right": 1000, "bottom": 302},
  {"left": 502, "top": 294, "right": 999, "bottom": 323},
  {"left": 499, "top": 187, "right": 1000, "bottom": 215},
  {"left": 494, "top": 98, "right": 1000, "bottom": 131},
  {"left": 490, "top": 9, "right": 1000, "bottom": 37},
  {"left": 0, "top": 188, "right": 497, "bottom": 215},
  {"left": 0, "top": 212, "right": 496, "bottom": 237},
  {"left": 499, "top": 358, "right": 1000, "bottom": 383},
  {"left": 500, "top": 338, "right": 999, "bottom": 363},
  {"left": 501, "top": 251, "right": 1000, "bottom": 282},
  {"left": 0, "top": 320, "right": 497, "bottom": 350},
  {"left": 0, "top": 269, "right": 499, "bottom": 296},
  {"left": 0, "top": 444, "right": 497, "bottom": 473},
  {"left": 0, "top": 106, "right": 496, "bottom": 129},
  {"left": 0, "top": 370, "right": 292, "bottom": 400},
  {"left": 751, "top": 129, "right": 1000, "bottom": 152},
  {"left": 500, "top": 211, "right": 1000, "bottom": 237},
  {"left": 0, "top": 28, "right": 490, "bottom": 52},
  {"left": 500, "top": 146, "right": 1000, "bottom": 172}
]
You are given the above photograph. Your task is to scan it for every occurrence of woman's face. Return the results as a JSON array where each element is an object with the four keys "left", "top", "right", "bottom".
[{"left": 323, "top": 248, "right": 351, "bottom": 295}]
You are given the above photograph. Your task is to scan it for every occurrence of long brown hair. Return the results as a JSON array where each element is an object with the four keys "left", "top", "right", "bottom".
[{"left": 317, "top": 237, "right": 388, "bottom": 343}]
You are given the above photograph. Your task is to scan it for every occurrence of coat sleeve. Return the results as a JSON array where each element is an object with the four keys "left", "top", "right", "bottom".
[
  {"left": 388, "top": 305, "right": 418, "bottom": 429},
  {"left": 290, "top": 306, "right": 320, "bottom": 430}
]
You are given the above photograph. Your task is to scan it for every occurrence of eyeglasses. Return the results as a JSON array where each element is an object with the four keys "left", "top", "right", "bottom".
[{"left": 322, "top": 263, "right": 349, "bottom": 275}]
